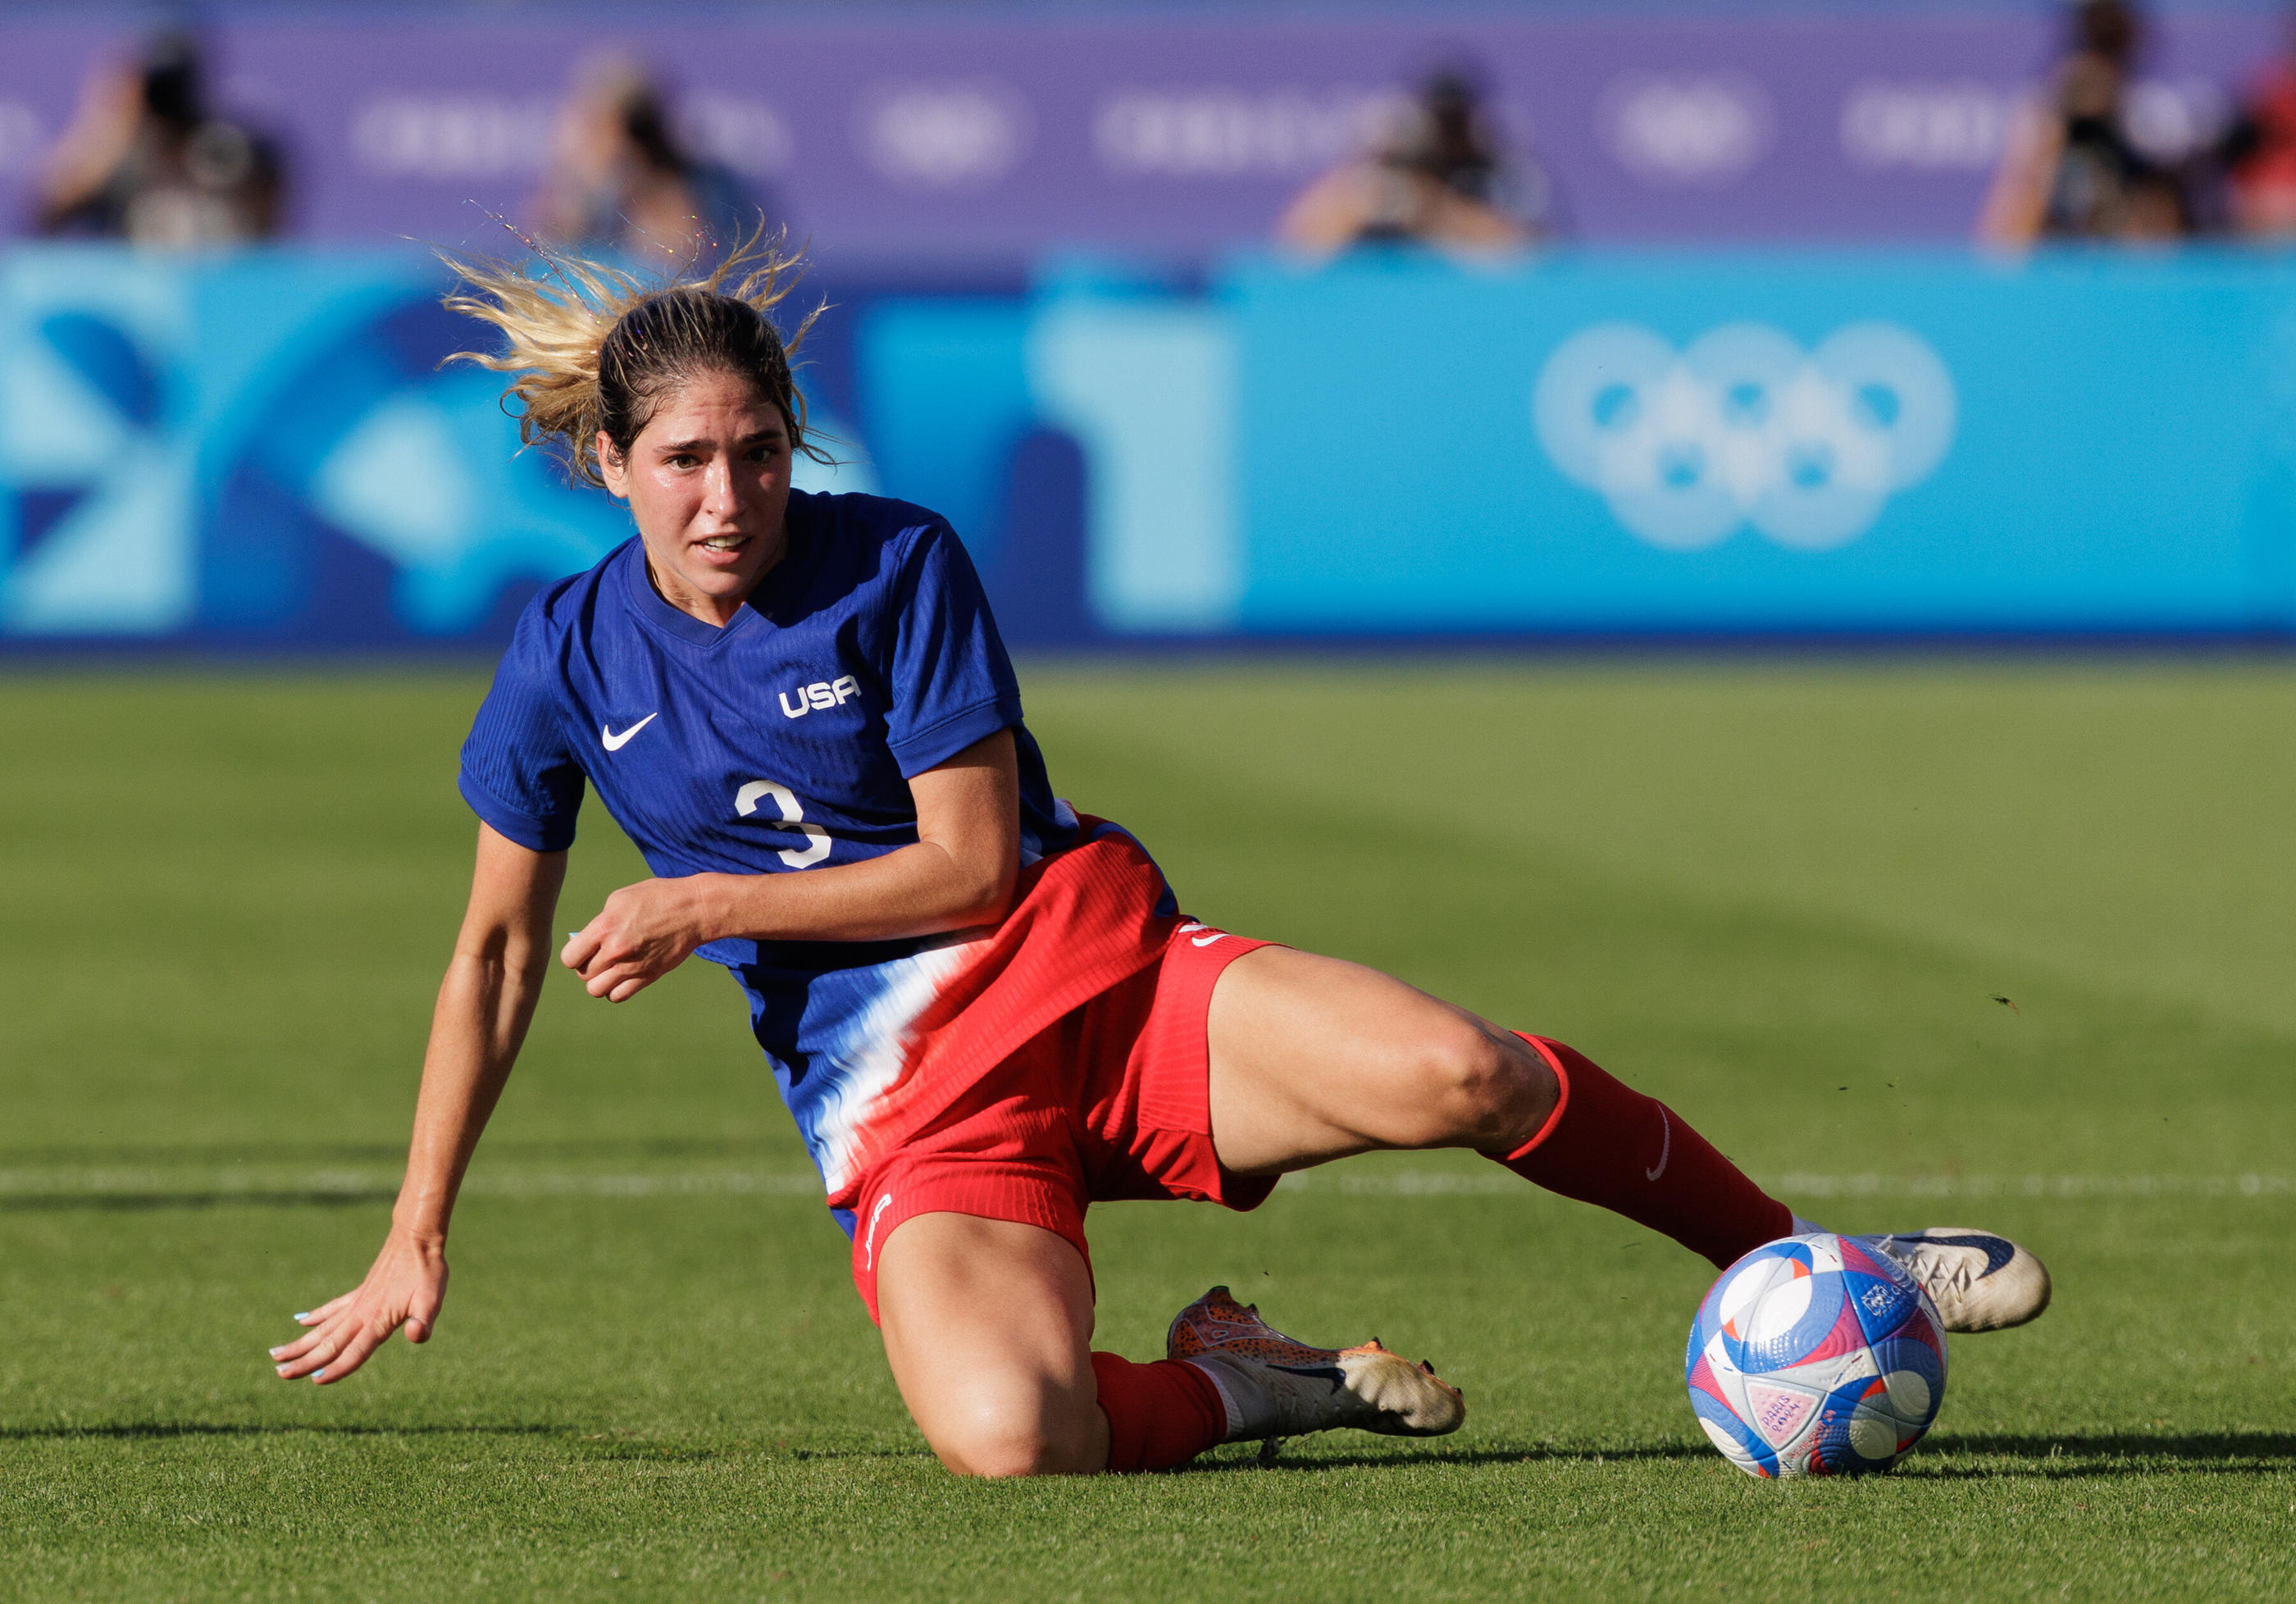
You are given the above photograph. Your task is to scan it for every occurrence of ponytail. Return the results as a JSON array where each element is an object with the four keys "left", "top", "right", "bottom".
[{"left": 441, "top": 225, "right": 827, "bottom": 490}]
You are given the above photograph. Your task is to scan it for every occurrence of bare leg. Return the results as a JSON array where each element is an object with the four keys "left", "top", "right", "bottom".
[
  {"left": 874, "top": 950, "right": 1572, "bottom": 1479},
  {"left": 1205, "top": 945, "right": 1797, "bottom": 1269},
  {"left": 1207, "top": 946, "right": 1557, "bottom": 1174},
  {"left": 875, "top": 1212, "right": 1109, "bottom": 1476}
]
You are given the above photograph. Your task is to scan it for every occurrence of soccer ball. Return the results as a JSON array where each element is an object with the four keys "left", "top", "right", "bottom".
[{"left": 1684, "top": 1233, "right": 1947, "bottom": 1479}]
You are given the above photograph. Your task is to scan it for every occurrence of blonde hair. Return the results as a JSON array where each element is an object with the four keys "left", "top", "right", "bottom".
[{"left": 440, "top": 227, "right": 829, "bottom": 490}]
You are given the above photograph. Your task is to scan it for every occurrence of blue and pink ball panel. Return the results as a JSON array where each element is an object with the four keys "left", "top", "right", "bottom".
[{"left": 1685, "top": 1233, "right": 1947, "bottom": 1479}]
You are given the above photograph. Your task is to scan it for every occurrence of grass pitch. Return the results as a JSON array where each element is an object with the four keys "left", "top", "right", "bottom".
[{"left": 2, "top": 658, "right": 2293, "bottom": 1601}]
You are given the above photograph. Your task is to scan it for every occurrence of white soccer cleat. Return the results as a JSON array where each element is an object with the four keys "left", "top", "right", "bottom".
[
  {"left": 1166, "top": 1286, "right": 1465, "bottom": 1442},
  {"left": 1860, "top": 1228, "right": 2052, "bottom": 1333}
]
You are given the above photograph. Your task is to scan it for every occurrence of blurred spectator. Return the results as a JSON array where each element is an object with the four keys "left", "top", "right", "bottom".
[
  {"left": 1979, "top": 0, "right": 2203, "bottom": 246},
  {"left": 2218, "top": 9, "right": 2296, "bottom": 235},
  {"left": 32, "top": 32, "right": 285, "bottom": 246},
  {"left": 531, "top": 57, "right": 767, "bottom": 272},
  {"left": 1278, "top": 71, "right": 1550, "bottom": 259}
]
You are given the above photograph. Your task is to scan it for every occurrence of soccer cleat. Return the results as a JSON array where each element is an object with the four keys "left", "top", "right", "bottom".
[
  {"left": 1860, "top": 1228, "right": 2052, "bottom": 1333},
  {"left": 1166, "top": 1285, "right": 1465, "bottom": 1442}
]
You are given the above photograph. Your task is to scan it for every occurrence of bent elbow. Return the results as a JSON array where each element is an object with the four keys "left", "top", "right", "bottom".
[
  {"left": 957, "top": 860, "right": 1019, "bottom": 929},
  {"left": 450, "top": 926, "right": 553, "bottom": 990},
  {"left": 504, "top": 937, "right": 556, "bottom": 987}
]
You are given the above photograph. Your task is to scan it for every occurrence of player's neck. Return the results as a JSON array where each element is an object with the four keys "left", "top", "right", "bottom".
[{"left": 642, "top": 522, "right": 788, "bottom": 629}]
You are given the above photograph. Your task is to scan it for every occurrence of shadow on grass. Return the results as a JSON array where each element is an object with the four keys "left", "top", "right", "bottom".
[
  {"left": 1907, "top": 1431, "right": 2296, "bottom": 1479},
  {"left": 0, "top": 1190, "right": 398, "bottom": 1212},
  {"left": 18, "top": 1422, "right": 2282, "bottom": 1479},
  {"left": 1192, "top": 1431, "right": 2296, "bottom": 1479},
  {"left": 0, "top": 1423, "right": 931, "bottom": 1465},
  {"left": 0, "top": 1422, "right": 563, "bottom": 1441},
  {"left": 1181, "top": 1442, "right": 1711, "bottom": 1474},
  {"left": 0, "top": 1137, "right": 775, "bottom": 1167}
]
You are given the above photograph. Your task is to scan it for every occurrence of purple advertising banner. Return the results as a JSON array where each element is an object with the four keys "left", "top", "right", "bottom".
[{"left": 0, "top": 11, "right": 2284, "bottom": 254}]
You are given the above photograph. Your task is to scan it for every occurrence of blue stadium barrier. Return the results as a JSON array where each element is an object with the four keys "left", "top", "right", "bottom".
[{"left": 2, "top": 244, "right": 2292, "bottom": 650}]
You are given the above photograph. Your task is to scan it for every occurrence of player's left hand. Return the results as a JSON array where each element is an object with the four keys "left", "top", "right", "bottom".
[{"left": 562, "top": 876, "right": 720, "bottom": 1001}]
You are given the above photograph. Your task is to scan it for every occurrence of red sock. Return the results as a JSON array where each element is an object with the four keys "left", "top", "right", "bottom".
[
  {"left": 1091, "top": 1351, "right": 1228, "bottom": 1473},
  {"left": 1493, "top": 1035, "right": 1793, "bottom": 1269}
]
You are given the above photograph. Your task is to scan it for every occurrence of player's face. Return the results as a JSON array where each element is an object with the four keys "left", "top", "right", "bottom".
[{"left": 598, "top": 370, "right": 794, "bottom": 628}]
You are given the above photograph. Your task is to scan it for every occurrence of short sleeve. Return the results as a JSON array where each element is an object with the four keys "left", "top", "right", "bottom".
[
  {"left": 458, "top": 600, "right": 586, "bottom": 852},
  {"left": 881, "top": 521, "right": 1024, "bottom": 778}
]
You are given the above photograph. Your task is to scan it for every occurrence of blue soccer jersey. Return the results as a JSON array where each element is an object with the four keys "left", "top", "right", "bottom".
[{"left": 458, "top": 491, "right": 1093, "bottom": 1210}]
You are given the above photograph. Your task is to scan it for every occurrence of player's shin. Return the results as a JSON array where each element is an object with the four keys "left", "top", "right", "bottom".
[
  {"left": 1490, "top": 1034, "right": 1793, "bottom": 1269},
  {"left": 1089, "top": 1351, "right": 1228, "bottom": 1472}
]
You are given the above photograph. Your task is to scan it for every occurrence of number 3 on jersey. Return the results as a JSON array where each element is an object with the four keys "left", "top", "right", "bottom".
[{"left": 735, "top": 780, "right": 831, "bottom": 868}]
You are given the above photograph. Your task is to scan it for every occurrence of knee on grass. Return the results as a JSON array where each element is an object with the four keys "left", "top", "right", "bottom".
[{"left": 923, "top": 1390, "right": 1102, "bottom": 1479}]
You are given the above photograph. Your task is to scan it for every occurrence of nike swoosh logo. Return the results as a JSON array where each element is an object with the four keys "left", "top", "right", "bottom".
[
  {"left": 1905, "top": 1233, "right": 2017, "bottom": 1278},
  {"left": 1646, "top": 1107, "right": 1672, "bottom": 1182},
  {"left": 1191, "top": 933, "right": 1227, "bottom": 947},
  {"left": 600, "top": 713, "right": 658, "bottom": 751}
]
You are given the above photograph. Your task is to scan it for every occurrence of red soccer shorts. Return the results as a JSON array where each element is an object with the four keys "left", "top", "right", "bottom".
[{"left": 846, "top": 920, "right": 1278, "bottom": 1323}]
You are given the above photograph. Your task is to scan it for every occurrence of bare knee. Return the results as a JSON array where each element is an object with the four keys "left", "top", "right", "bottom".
[
  {"left": 923, "top": 1384, "right": 1101, "bottom": 1478},
  {"left": 933, "top": 1424, "right": 1063, "bottom": 1479},
  {"left": 1399, "top": 1018, "right": 1555, "bottom": 1151},
  {"left": 874, "top": 1212, "right": 1105, "bottom": 1478}
]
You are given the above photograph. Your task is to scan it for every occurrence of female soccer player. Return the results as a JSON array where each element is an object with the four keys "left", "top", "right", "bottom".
[{"left": 267, "top": 242, "right": 2050, "bottom": 1476}]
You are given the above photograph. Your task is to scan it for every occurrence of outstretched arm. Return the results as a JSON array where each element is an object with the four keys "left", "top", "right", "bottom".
[
  {"left": 561, "top": 728, "right": 1020, "bottom": 1003},
  {"left": 270, "top": 823, "right": 567, "bottom": 1383}
]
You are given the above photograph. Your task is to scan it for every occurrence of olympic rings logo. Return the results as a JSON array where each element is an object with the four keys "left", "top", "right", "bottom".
[{"left": 1531, "top": 321, "right": 1957, "bottom": 551}]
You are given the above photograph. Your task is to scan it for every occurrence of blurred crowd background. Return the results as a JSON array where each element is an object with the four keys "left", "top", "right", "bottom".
[
  {"left": 19, "top": 0, "right": 2296, "bottom": 257},
  {"left": 6, "top": 0, "right": 2296, "bottom": 649}
]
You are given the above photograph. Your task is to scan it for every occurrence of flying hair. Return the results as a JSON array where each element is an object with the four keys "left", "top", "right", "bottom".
[{"left": 440, "top": 225, "right": 830, "bottom": 490}]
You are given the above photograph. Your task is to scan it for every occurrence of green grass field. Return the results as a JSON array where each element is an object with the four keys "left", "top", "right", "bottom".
[{"left": 3, "top": 659, "right": 2294, "bottom": 1600}]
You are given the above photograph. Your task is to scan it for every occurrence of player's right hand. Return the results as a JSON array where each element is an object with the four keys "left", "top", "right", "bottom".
[{"left": 268, "top": 1226, "right": 449, "bottom": 1385}]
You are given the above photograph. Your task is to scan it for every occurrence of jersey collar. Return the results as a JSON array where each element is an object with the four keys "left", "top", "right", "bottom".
[{"left": 619, "top": 503, "right": 817, "bottom": 648}]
